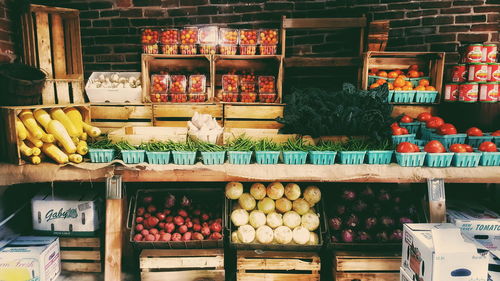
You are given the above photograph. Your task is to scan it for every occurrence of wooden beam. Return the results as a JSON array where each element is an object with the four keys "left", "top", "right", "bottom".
[
  {"left": 104, "top": 199, "right": 124, "bottom": 281},
  {"left": 283, "top": 17, "right": 367, "bottom": 29},
  {"left": 285, "top": 57, "right": 361, "bottom": 67}
]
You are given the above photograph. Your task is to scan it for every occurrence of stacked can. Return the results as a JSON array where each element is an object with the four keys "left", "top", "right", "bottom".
[{"left": 445, "top": 43, "right": 498, "bottom": 103}]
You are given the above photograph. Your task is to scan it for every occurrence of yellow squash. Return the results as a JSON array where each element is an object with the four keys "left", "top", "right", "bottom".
[
  {"left": 15, "top": 117, "right": 27, "bottom": 140},
  {"left": 46, "top": 120, "right": 77, "bottom": 154},
  {"left": 25, "top": 141, "right": 41, "bottom": 156},
  {"left": 19, "top": 110, "right": 44, "bottom": 139},
  {"left": 50, "top": 108, "right": 80, "bottom": 137},
  {"left": 30, "top": 155, "right": 41, "bottom": 165},
  {"left": 76, "top": 140, "right": 88, "bottom": 155},
  {"left": 64, "top": 107, "right": 101, "bottom": 137},
  {"left": 19, "top": 141, "right": 33, "bottom": 157},
  {"left": 26, "top": 131, "right": 43, "bottom": 148},
  {"left": 63, "top": 107, "right": 84, "bottom": 135},
  {"left": 33, "top": 109, "right": 52, "bottom": 130},
  {"left": 42, "top": 143, "right": 69, "bottom": 164},
  {"left": 68, "top": 154, "right": 83, "bottom": 164}
]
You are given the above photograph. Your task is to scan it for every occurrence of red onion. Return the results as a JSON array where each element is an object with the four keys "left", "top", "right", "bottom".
[
  {"left": 357, "top": 231, "right": 372, "bottom": 242},
  {"left": 390, "top": 229, "right": 403, "bottom": 241},
  {"left": 341, "top": 229, "right": 355, "bottom": 243},
  {"left": 180, "top": 195, "right": 191, "bottom": 207},
  {"left": 376, "top": 231, "right": 389, "bottom": 242},
  {"left": 352, "top": 200, "right": 368, "bottom": 212},
  {"left": 164, "top": 193, "right": 176, "bottom": 208},
  {"left": 342, "top": 189, "right": 356, "bottom": 201},
  {"left": 365, "top": 217, "right": 377, "bottom": 230},
  {"left": 329, "top": 217, "right": 342, "bottom": 231},
  {"left": 345, "top": 213, "right": 359, "bottom": 228}
]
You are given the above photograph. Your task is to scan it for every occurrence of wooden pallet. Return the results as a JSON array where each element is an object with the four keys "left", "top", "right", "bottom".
[
  {"left": 140, "top": 249, "right": 225, "bottom": 281},
  {"left": 90, "top": 103, "right": 153, "bottom": 133},
  {"left": 60, "top": 237, "right": 102, "bottom": 273},
  {"left": 21, "top": 4, "right": 84, "bottom": 105},
  {"left": 223, "top": 104, "right": 284, "bottom": 129},
  {"left": 237, "top": 250, "right": 320, "bottom": 281},
  {"left": 333, "top": 251, "right": 400, "bottom": 281},
  {"left": 153, "top": 103, "right": 223, "bottom": 127},
  {"left": 0, "top": 104, "right": 90, "bottom": 165}
]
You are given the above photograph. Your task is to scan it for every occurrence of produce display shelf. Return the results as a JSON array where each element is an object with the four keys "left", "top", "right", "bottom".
[{"left": 1, "top": 162, "right": 499, "bottom": 186}]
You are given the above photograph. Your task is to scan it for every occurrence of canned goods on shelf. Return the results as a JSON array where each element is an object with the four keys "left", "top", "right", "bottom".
[
  {"left": 444, "top": 83, "right": 459, "bottom": 102},
  {"left": 479, "top": 82, "right": 499, "bottom": 103},
  {"left": 459, "top": 82, "right": 479, "bottom": 103},
  {"left": 482, "top": 44, "right": 497, "bottom": 63},
  {"left": 464, "top": 44, "right": 483, "bottom": 63},
  {"left": 488, "top": 63, "right": 500, "bottom": 82},
  {"left": 451, "top": 64, "right": 467, "bottom": 83},
  {"left": 468, "top": 63, "right": 488, "bottom": 82}
]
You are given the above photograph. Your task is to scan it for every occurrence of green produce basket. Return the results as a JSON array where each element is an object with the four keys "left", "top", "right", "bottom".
[
  {"left": 392, "top": 134, "right": 416, "bottom": 145},
  {"left": 282, "top": 151, "right": 308, "bottom": 165},
  {"left": 396, "top": 152, "right": 426, "bottom": 167},
  {"left": 399, "top": 122, "right": 420, "bottom": 134},
  {"left": 88, "top": 148, "right": 115, "bottom": 163},
  {"left": 309, "top": 151, "right": 336, "bottom": 165},
  {"left": 408, "top": 77, "right": 430, "bottom": 87},
  {"left": 146, "top": 151, "right": 171, "bottom": 164},
  {"left": 392, "top": 91, "right": 415, "bottom": 103},
  {"left": 172, "top": 151, "right": 196, "bottom": 165},
  {"left": 368, "top": 75, "right": 389, "bottom": 85},
  {"left": 425, "top": 153, "right": 454, "bottom": 167},
  {"left": 411, "top": 139, "right": 427, "bottom": 147},
  {"left": 201, "top": 151, "right": 226, "bottom": 165},
  {"left": 255, "top": 151, "right": 280, "bottom": 164},
  {"left": 228, "top": 151, "right": 252, "bottom": 165},
  {"left": 452, "top": 152, "right": 481, "bottom": 167},
  {"left": 492, "top": 136, "right": 500, "bottom": 146},
  {"left": 421, "top": 127, "right": 436, "bottom": 140},
  {"left": 338, "top": 151, "right": 366, "bottom": 164},
  {"left": 467, "top": 135, "right": 493, "bottom": 148},
  {"left": 121, "top": 150, "right": 146, "bottom": 164},
  {"left": 414, "top": 91, "right": 438, "bottom": 103},
  {"left": 479, "top": 151, "right": 500, "bottom": 166},
  {"left": 432, "top": 134, "right": 467, "bottom": 149},
  {"left": 387, "top": 90, "right": 394, "bottom": 102},
  {"left": 366, "top": 150, "right": 393, "bottom": 164}
]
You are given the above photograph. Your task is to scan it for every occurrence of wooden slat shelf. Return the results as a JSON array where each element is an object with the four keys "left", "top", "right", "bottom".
[
  {"left": 285, "top": 57, "right": 361, "bottom": 67},
  {"left": 0, "top": 163, "right": 499, "bottom": 186}
]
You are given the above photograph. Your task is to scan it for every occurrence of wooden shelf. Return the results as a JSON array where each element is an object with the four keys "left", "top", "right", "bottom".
[
  {"left": 1, "top": 162, "right": 499, "bottom": 186},
  {"left": 214, "top": 54, "right": 283, "bottom": 60},
  {"left": 285, "top": 57, "right": 361, "bottom": 67}
]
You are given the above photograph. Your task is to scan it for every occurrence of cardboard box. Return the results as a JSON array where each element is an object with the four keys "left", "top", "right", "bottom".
[
  {"left": 402, "top": 223, "right": 489, "bottom": 281},
  {"left": 0, "top": 236, "right": 60, "bottom": 281},
  {"left": 31, "top": 189, "right": 102, "bottom": 236},
  {"left": 447, "top": 201, "right": 500, "bottom": 236},
  {"left": 466, "top": 234, "right": 500, "bottom": 281}
]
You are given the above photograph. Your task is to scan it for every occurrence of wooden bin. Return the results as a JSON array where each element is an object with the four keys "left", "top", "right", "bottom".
[
  {"left": 140, "top": 249, "right": 225, "bottom": 281},
  {"left": 60, "top": 237, "right": 102, "bottom": 273},
  {"left": 223, "top": 104, "right": 284, "bottom": 129},
  {"left": 237, "top": 250, "right": 320, "bottom": 281},
  {"left": 361, "top": 51, "right": 445, "bottom": 104},
  {"left": 21, "top": 4, "right": 84, "bottom": 105},
  {"left": 141, "top": 54, "right": 214, "bottom": 103},
  {"left": 153, "top": 103, "right": 223, "bottom": 127},
  {"left": 90, "top": 103, "right": 153, "bottom": 134},
  {"left": 333, "top": 251, "right": 401, "bottom": 281},
  {"left": 0, "top": 104, "right": 90, "bottom": 165}
]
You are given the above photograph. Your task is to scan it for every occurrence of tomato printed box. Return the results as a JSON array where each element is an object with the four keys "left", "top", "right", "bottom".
[
  {"left": 31, "top": 189, "right": 102, "bottom": 236},
  {"left": 0, "top": 236, "right": 60, "bottom": 281},
  {"left": 402, "top": 223, "right": 488, "bottom": 281},
  {"left": 447, "top": 201, "right": 500, "bottom": 236}
]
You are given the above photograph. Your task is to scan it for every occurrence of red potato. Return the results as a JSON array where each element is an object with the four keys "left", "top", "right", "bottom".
[
  {"left": 178, "top": 225, "right": 188, "bottom": 234},
  {"left": 135, "top": 224, "right": 144, "bottom": 232},
  {"left": 209, "top": 232, "right": 222, "bottom": 240},
  {"left": 158, "top": 222, "right": 165, "bottom": 230},
  {"left": 144, "top": 213, "right": 151, "bottom": 219},
  {"left": 136, "top": 217, "right": 144, "bottom": 224},
  {"left": 145, "top": 234, "right": 155, "bottom": 242},
  {"left": 201, "top": 226, "right": 211, "bottom": 237},
  {"left": 193, "top": 223, "right": 201, "bottom": 232},
  {"left": 133, "top": 234, "right": 143, "bottom": 242},
  {"left": 174, "top": 216, "right": 184, "bottom": 226},
  {"left": 201, "top": 213, "right": 210, "bottom": 221},
  {"left": 182, "top": 232, "right": 192, "bottom": 241},
  {"left": 192, "top": 232, "right": 204, "bottom": 240},
  {"left": 143, "top": 196, "right": 153, "bottom": 204},
  {"left": 149, "top": 228, "right": 159, "bottom": 235},
  {"left": 185, "top": 221, "right": 193, "bottom": 229},
  {"left": 154, "top": 234, "right": 160, "bottom": 241},
  {"left": 163, "top": 209, "right": 171, "bottom": 215},
  {"left": 210, "top": 222, "right": 222, "bottom": 233},
  {"left": 192, "top": 218, "right": 200, "bottom": 224},
  {"left": 178, "top": 209, "right": 188, "bottom": 218},
  {"left": 146, "top": 217, "right": 159, "bottom": 228},
  {"left": 192, "top": 209, "right": 201, "bottom": 216},
  {"left": 147, "top": 205, "right": 157, "bottom": 213},
  {"left": 171, "top": 233, "right": 182, "bottom": 241},
  {"left": 141, "top": 229, "right": 149, "bottom": 236},
  {"left": 156, "top": 212, "right": 166, "bottom": 221},
  {"left": 165, "top": 216, "right": 173, "bottom": 223},
  {"left": 159, "top": 233, "right": 171, "bottom": 241},
  {"left": 136, "top": 207, "right": 145, "bottom": 216},
  {"left": 165, "top": 222, "right": 175, "bottom": 233}
]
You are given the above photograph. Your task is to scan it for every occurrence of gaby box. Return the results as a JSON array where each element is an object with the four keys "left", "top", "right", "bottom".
[
  {"left": 0, "top": 236, "right": 60, "bottom": 281},
  {"left": 402, "top": 223, "right": 488, "bottom": 281},
  {"left": 32, "top": 189, "right": 102, "bottom": 236}
]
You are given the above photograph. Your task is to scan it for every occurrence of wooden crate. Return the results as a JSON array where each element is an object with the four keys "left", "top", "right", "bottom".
[
  {"left": 60, "top": 237, "right": 102, "bottom": 273},
  {"left": 0, "top": 104, "right": 90, "bottom": 165},
  {"left": 223, "top": 104, "right": 284, "bottom": 129},
  {"left": 367, "top": 21, "right": 389, "bottom": 52},
  {"left": 21, "top": 4, "right": 84, "bottom": 105},
  {"left": 141, "top": 54, "right": 214, "bottom": 103},
  {"left": 90, "top": 103, "right": 153, "bottom": 133},
  {"left": 153, "top": 103, "right": 223, "bottom": 127},
  {"left": 108, "top": 126, "right": 187, "bottom": 145},
  {"left": 237, "top": 250, "right": 320, "bottom": 281},
  {"left": 223, "top": 128, "right": 297, "bottom": 144},
  {"left": 140, "top": 249, "right": 225, "bottom": 281},
  {"left": 361, "top": 51, "right": 445, "bottom": 104},
  {"left": 333, "top": 251, "right": 400, "bottom": 281},
  {"left": 213, "top": 55, "right": 284, "bottom": 103}
]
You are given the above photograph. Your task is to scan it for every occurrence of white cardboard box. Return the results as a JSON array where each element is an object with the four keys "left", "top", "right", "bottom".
[
  {"left": 32, "top": 189, "right": 102, "bottom": 236},
  {"left": 0, "top": 236, "right": 60, "bottom": 281},
  {"left": 466, "top": 234, "right": 500, "bottom": 281},
  {"left": 402, "top": 223, "right": 489, "bottom": 281},
  {"left": 85, "top": 72, "right": 142, "bottom": 103},
  {"left": 447, "top": 201, "right": 500, "bottom": 236},
  {"left": 400, "top": 267, "right": 412, "bottom": 281}
]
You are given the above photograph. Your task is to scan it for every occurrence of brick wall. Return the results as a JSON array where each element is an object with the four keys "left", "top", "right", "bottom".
[
  {"left": 10, "top": 0, "right": 500, "bottom": 87},
  {"left": 0, "top": 0, "right": 14, "bottom": 62}
]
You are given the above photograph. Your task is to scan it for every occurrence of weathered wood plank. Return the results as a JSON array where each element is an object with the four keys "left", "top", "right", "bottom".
[
  {"left": 141, "top": 270, "right": 225, "bottom": 281},
  {"left": 224, "top": 105, "right": 284, "bottom": 119},
  {"left": 60, "top": 237, "right": 100, "bottom": 248},
  {"left": 335, "top": 272, "right": 399, "bottom": 281},
  {"left": 237, "top": 273, "right": 319, "bottom": 281},
  {"left": 61, "top": 262, "right": 101, "bottom": 273},
  {"left": 153, "top": 104, "right": 222, "bottom": 118},
  {"left": 61, "top": 250, "right": 100, "bottom": 261}
]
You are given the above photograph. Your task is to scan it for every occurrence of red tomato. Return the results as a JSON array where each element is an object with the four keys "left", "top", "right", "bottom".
[
  {"left": 390, "top": 122, "right": 400, "bottom": 129},
  {"left": 417, "top": 112, "right": 432, "bottom": 122},
  {"left": 491, "top": 130, "right": 500, "bottom": 136},
  {"left": 478, "top": 141, "right": 498, "bottom": 152},
  {"left": 437, "top": 123, "right": 457, "bottom": 135},
  {"left": 424, "top": 140, "right": 446, "bottom": 153},
  {"left": 449, "top": 144, "right": 467, "bottom": 153},
  {"left": 426, "top": 117, "right": 445, "bottom": 129},
  {"left": 392, "top": 127, "right": 406, "bottom": 135},
  {"left": 410, "top": 143, "right": 420, "bottom": 152},
  {"left": 466, "top": 127, "right": 483, "bottom": 136},
  {"left": 396, "top": 142, "right": 419, "bottom": 153},
  {"left": 400, "top": 115, "right": 414, "bottom": 123},
  {"left": 463, "top": 144, "right": 473, "bottom": 152}
]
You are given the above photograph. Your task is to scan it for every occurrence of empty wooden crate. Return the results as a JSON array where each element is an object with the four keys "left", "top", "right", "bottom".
[
  {"left": 237, "top": 250, "right": 320, "bottom": 281},
  {"left": 60, "top": 237, "right": 102, "bottom": 273},
  {"left": 334, "top": 251, "right": 400, "bottom": 281},
  {"left": 140, "top": 249, "right": 225, "bottom": 281}
]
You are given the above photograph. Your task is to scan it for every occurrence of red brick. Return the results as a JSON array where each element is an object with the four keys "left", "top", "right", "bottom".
[
  {"left": 117, "top": 0, "right": 132, "bottom": 8},
  {"left": 405, "top": 27, "right": 437, "bottom": 36},
  {"left": 90, "top": 2, "right": 113, "bottom": 9},
  {"left": 407, "top": 36, "right": 424, "bottom": 45},
  {"left": 161, "top": 0, "right": 179, "bottom": 7},
  {"left": 100, "top": 10, "right": 119, "bottom": 17},
  {"left": 430, "top": 43, "right": 458, "bottom": 52},
  {"left": 120, "top": 9, "right": 143, "bottom": 17},
  {"left": 388, "top": 2, "right": 419, "bottom": 9},
  {"left": 180, "top": 0, "right": 208, "bottom": 5},
  {"left": 144, "top": 9, "right": 165, "bottom": 17},
  {"left": 440, "top": 25, "right": 470, "bottom": 33},
  {"left": 456, "top": 15, "right": 487, "bottom": 23},
  {"left": 440, "top": 7, "right": 471, "bottom": 14},
  {"left": 487, "top": 13, "right": 498, "bottom": 22},
  {"left": 233, "top": 5, "right": 262, "bottom": 13},
  {"left": 373, "top": 11, "right": 405, "bottom": 20},
  {"left": 445, "top": 53, "right": 461, "bottom": 64},
  {"left": 133, "top": 0, "right": 161, "bottom": 6},
  {"left": 111, "top": 63, "right": 140, "bottom": 70},
  {"left": 96, "top": 54, "right": 124, "bottom": 62},
  {"left": 458, "top": 33, "right": 490, "bottom": 43},
  {"left": 425, "top": 34, "right": 456, "bottom": 43},
  {"left": 471, "top": 24, "right": 499, "bottom": 31},
  {"left": 264, "top": 2, "right": 294, "bottom": 10},
  {"left": 406, "top": 10, "right": 438, "bottom": 18},
  {"left": 390, "top": 19, "right": 421, "bottom": 28},
  {"left": 473, "top": 6, "right": 500, "bottom": 12},
  {"left": 453, "top": 0, "right": 484, "bottom": 5},
  {"left": 420, "top": 1, "right": 452, "bottom": 8},
  {"left": 422, "top": 16, "right": 454, "bottom": 26},
  {"left": 197, "top": 6, "right": 217, "bottom": 15}
]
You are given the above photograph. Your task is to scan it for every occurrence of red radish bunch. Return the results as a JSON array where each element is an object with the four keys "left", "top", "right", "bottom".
[{"left": 132, "top": 194, "right": 222, "bottom": 242}]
